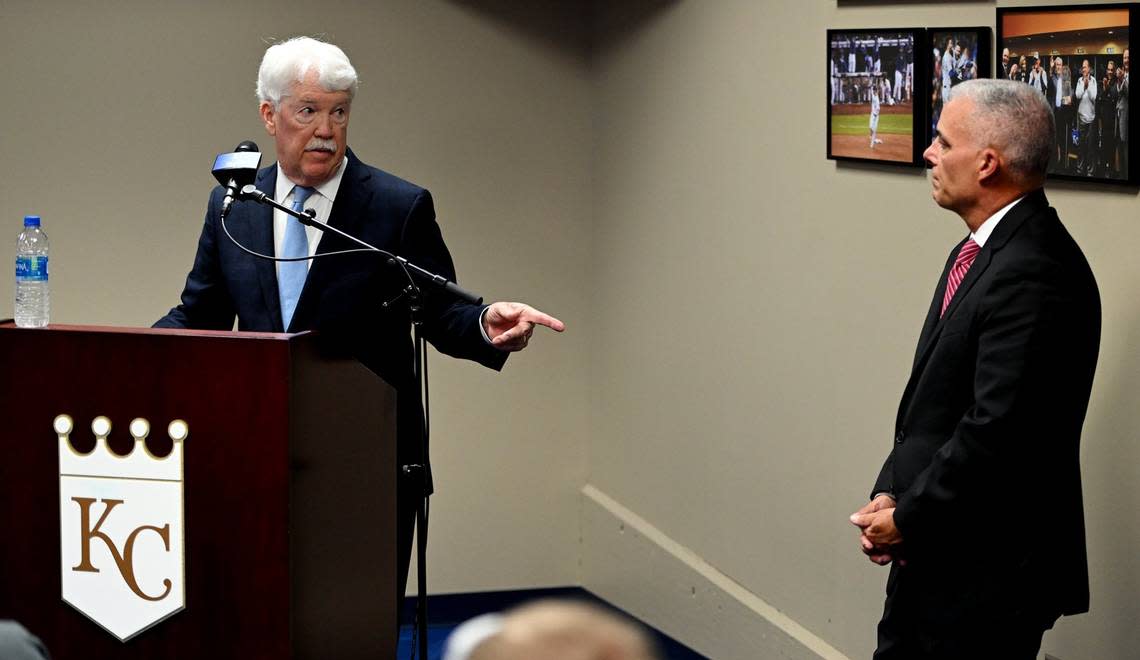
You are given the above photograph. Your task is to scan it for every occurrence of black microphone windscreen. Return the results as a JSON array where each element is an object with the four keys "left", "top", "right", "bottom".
[
  {"left": 212, "top": 146, "right": 263, "bottom": 188},
  {"left": 235, "top": 140, "right": 260, "bottom": 153}
]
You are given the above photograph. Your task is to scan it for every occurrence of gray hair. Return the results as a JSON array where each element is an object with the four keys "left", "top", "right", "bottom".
[
  {"left": 951, "top": 79, "right": 1053, "bottom": 183},
  {"left": 256, "top": 37, "right": 358, "bottom": 109}
]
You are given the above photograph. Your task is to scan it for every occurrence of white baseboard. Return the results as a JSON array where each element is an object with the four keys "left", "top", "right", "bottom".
[{"left": 580, "top": 484, "right": 850, "bottom": 660}]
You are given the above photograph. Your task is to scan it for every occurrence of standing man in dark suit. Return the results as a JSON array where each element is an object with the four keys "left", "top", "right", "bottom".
[
  {"left": 849, "top": 79, "right": 1100, "bottom": 658},
  {"left": 155, "top": 36, "right": 564, "bottom": 604},
  {"left": 1048, "top": 56, "right": 1074, "bottom": 172},
  {"left": 1100, "top": 60, "right": 1120, "bottom": 177}
]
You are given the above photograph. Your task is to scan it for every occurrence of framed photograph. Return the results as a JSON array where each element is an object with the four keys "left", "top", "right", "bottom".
[
  {"left": 928, "top": 28, "right": 992, "bottom": 150},
  {"left": 827, "top": 28, "right": 927, "bottom": 166},
  {"left": 997, "top": 4, "right": 1137, "bottom": 184}
]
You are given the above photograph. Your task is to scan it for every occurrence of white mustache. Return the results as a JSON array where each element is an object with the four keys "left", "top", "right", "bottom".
[{"left": 304, "top": 138, "right": 337, "bottom": 152}]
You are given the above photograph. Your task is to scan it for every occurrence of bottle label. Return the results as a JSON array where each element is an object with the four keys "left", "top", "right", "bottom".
[{"left": 15, "top": 256, "right": 48, "bottom": 281}]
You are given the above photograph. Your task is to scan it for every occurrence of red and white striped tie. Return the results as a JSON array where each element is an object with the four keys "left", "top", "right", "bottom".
[{"left": 941, "top": 239, "right": 980, "bottom": 317}]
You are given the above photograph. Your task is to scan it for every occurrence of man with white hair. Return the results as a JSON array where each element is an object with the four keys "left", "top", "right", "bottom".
[
  {"left": 442, "top": 601, "right": 659, "bottom": 660},
  {"left": 156, "top": 36, "right": 564, "bottom": 612},
  {"left": 850, "top": 79, "right": 1100, "bottom": 658}
]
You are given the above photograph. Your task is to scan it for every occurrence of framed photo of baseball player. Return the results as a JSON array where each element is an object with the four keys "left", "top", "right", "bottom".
[
  {"left": 928, "top": 28, "right": 992, "bottom": 158},
  {"left": 827, "top": 28, "right": 927, "bottom": 166},
  {"left": 997, "top": 4, "right": 1138, "bottom": 184}
]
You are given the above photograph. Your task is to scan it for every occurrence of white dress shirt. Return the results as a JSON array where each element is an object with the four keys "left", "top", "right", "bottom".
[
  {"left": 971, "top": 195, "right": 1024, "bottom": 248},
  {"left": 272, "top": 157, "right": 348, "bottom": 276},
  {"left": 1075, "top": 77, "right": 1097, "bottom": 124}
]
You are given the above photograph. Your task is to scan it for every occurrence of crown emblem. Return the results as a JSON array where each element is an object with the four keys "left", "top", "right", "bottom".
[{"left": 55, "top": 415, "right": 188, "bottom": 482}]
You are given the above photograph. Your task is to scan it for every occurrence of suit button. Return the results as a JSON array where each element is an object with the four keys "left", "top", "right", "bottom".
[{"left": 895, "top": 431, "right": 905, "bottom": 444}]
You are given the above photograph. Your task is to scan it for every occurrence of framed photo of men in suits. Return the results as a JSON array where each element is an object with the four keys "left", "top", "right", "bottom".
[
  {"left": 827, "top": 28, "right": 928, "bottom": 166},
  {"left": 998, "top": 3, "right": 1139, "bottom": 184},
  {"left": 928, "top": 27, "right": 992, "bottom": 158}
]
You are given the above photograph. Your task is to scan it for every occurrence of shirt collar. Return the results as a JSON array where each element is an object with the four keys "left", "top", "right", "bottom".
[
  {"left": 274, "top": 156, "right": 348, "bottom": 203},
  {"left": 971, "top": 195, "right": 1024, "bottom": 247}
]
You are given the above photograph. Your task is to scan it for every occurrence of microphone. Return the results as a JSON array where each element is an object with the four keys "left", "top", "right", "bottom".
[{"left": 212, "top": 141, "right": 261, "bottom": 219}]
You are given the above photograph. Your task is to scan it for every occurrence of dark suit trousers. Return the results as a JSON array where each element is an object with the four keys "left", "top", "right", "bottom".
[
  {"left": 1054, "top": 106, "right": 1071, "bottom": 169},
  {"left": 874, "top": 562, "right": 1056, "bottom": 660},
  {"left": 1078, "top": 119, "right": 1096, "bottom": 173}
]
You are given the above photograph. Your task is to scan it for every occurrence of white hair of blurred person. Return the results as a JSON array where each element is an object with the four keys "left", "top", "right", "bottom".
[
  {"left": 443, "top": 600, "right": 660, "bottom": 660},
  {"left": 256, "top": 36, "right": 358, "bottom": 110}
]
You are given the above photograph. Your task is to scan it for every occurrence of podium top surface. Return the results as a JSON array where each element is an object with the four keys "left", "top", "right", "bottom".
[{"left": 0, "top": 321, "right": 306, "bottom": 341}]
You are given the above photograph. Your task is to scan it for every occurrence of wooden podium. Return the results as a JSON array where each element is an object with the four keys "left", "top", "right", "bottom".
[{"left": 0, "top": 323, "right": 398, "bottom": 659}]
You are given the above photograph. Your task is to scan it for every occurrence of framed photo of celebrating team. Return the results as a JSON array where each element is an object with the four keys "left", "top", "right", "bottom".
[
  {"left": 927, "top": 27, "right": 992, "bottom": 155},
  {"left": 827, "top": 28, "right": 928, "bottom": 166},
  {"left": 997, "top": 3, "right": 1138, "bottom": 184}
]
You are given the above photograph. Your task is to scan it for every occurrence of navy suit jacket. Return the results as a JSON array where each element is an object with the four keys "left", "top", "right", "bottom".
[
  {"left": 156, "top": 149, "right": 507, "bottom": 474},
  {"left": 873, "top": 189, "right": 1100, "bottom": 620}
]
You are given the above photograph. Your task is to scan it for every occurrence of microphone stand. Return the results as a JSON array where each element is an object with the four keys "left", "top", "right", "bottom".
[{"left": 239, "top": 186, "right": 480, "bottom": 660}]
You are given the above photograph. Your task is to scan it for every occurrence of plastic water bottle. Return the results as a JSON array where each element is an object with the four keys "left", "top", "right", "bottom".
[{"left": 15, "top": 215, "right": 50, "bottom": 327}]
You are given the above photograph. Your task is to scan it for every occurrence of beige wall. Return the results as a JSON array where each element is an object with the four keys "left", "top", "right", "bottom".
[
  {"left": 585, "top": 1, "right": 1139, "bottom": 659},
  {"left": 3, "top": 1, "right": 1138, "bottom": 659},
  {"left": 0, "top": 0, "right": 591, "bottom": 593}
]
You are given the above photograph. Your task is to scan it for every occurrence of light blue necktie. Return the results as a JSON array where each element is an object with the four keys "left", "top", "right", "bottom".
[{"left": 278, "top": 185, "right": 316, "bottom": 331}]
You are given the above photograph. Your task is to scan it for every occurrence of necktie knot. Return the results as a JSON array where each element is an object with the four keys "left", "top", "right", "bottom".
[
  {"left": 941, "top": 239, "right": 981, "bottom": 317},
  {"left": 954, "top": 238, "right": 981, "bottom": 267},
  {"left": 291, "top": 186, "right": 316, "bottom": 211}
]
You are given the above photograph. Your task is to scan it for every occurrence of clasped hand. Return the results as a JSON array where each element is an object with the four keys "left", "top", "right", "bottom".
[{"left": 849, "top": 494, "right": 904, "bottom": 566}]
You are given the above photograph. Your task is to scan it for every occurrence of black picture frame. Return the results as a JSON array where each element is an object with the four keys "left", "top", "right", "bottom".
[
  {"left": 997, "top": 3, "right": 1137, "bottom": 184},
  {"left": 927, "top": 27, "right": 993, "bottom": 154},
  {"left": 827, "top": 28, "right": 928, "bottom": 166}
]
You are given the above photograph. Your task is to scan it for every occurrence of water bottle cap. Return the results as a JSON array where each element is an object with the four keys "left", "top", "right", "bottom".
[{"left": 23, "top": 215, "right": 41, "bottom": 227}]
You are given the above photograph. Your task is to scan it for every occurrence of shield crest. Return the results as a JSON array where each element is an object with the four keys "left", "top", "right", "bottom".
[{"left": 56, "top": 415, "right": 188, "bottom": 641}]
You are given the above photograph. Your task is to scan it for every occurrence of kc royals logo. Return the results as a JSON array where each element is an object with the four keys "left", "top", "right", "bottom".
[{"left": 55, "top": 414, "right": 188, "bottom": 641}]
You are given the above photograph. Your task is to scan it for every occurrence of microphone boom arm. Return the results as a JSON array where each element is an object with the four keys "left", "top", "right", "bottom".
[{"left": 237, "top": 185, "right": 483, "bottom": 305}]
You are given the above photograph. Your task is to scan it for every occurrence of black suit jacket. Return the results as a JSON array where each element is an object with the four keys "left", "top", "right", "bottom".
[
  {"left": 873, "top": 189, "right": 1100, "bottom": 619},
  {"left": 156, "top": 149, "right": 507, "bottom": 475},
  {"left": 1047, "top": 74, "right": 1070, "bottom": 111}
]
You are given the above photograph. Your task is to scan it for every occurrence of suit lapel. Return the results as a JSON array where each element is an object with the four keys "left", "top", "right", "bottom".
[
  {"left": 937, "top": 248, "right": 991, "bottom": 323},
  {"left": 896, "top": 189, "right": 1050, "bottom": 426},
  {"left": 247, "top": 166, "right": 283, "bottom": 331},
  {"left": 896, "top": 239, "right": 964, "bottom": 430},
  {"left": 909, "top": 245, "right": 994, "bottom": 372},
  {"left": 289, "top": 150, "right": 375, "bottom": 331},
  {"left": 911, "top": 241, "right": 962, "bottom": 371}
]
